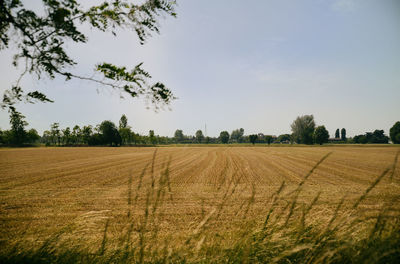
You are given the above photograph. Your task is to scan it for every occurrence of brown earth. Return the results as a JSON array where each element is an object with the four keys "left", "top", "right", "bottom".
[{"left": 1, "top": 146, "right": 399, "bottom": 251}]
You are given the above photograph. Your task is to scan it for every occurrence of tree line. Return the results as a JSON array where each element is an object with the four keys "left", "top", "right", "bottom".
[
  {"left": 1, "top": 112, "right": 399, "bottom": 146},
  {"left": 288, "top": 115, "right": 397, "bottom": 145}
]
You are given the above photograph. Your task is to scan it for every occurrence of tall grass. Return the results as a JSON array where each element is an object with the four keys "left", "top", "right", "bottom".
[{"left": 1, "top": 150, "right": 399, "bottom": 263}]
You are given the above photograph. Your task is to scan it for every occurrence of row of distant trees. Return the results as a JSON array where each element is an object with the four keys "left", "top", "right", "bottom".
[
  {"left": 288, "top": 115, "right": 398, "bottom": 145},
  {"left": 1, "top": 110, "right": 400, "bottom": 146},
  {"left": 0, "top": 110, "right": 41, "bottom": 145},
  {"left": 39, "top": 115, "right": 174, "bottom": 146},
  {"left": 174, "top": 128, "right": 280, "bottom": 145}
]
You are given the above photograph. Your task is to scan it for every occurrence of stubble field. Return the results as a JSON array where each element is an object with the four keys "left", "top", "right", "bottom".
[{"left": 1, "top": 146, "right": 399, "bottom": 263}]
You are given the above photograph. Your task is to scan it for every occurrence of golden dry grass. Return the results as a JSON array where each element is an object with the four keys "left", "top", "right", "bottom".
[{"left": 0, "top": 145, "right": 400, "bottom": 256}]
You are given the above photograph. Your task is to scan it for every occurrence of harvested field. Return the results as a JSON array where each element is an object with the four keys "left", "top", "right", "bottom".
[{"left": 1, "top": 146, "right": 400, "bottom": 262}]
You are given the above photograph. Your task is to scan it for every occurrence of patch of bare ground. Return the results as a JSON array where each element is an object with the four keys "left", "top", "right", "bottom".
[{"left": 0, "top": 146, "right": 399, "bottom": 261}]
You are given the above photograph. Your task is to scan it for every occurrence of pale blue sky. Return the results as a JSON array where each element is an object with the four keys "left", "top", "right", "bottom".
[{"left": 1, "top": 0, "right": 399, "bottom": 137}]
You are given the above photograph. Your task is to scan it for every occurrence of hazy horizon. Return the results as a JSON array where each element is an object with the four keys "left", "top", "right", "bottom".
[{"left": 1, "top": 0, "right": 399, "bottom": 137}]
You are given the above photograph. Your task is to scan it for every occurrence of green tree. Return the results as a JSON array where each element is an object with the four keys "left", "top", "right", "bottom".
[
  {"left": 314, "top": 126, "right": 329, "bottom": 145},
  {"left": 9, "top": 109, "right": 28, "bottom": 145},
  {"left": 370, "top": 130, "right": 389, "bottom": 144},
  {"left": 174, "top": 129, "right": 184, "bottom": 143},
  {"left": 0, "top": 0, "right": 176, "bottom": 111},
  {"left": 390, "top": 121, "right": 400, "bottom": 144},
  {"left": 41, "top": 130, "right": 52, "bottom": 145},
  {"left": 231, "top": 128, "right": 244, "bottom": 143},
  {"left": 99, "top": 120, "right": 121, "bottom": 146},
  {"left": 119, "top": 114, "right": 129, "bottom": 129},
  {"left": 26, "top": 128, "right": 40, "bottom": 143},
  {"left": 219, "top": 131, "right": 230, "bottom": 144},
  {"left": 355, "top": 135, "right": 367, "bottom": 144},
  {"left": 277, "top": 134, "right": 291, "bottom": 143},
  {"left": 119, "top": 127, "right": 132, "bottom": 145},
  {"left": 118, "top": 115, "right": 132, "bottom": 145},
  {"left": 195, "top": 130, "right": 204, "bottom": 143},
  {"left": 131, "top": 131, "right": 138, "bottom": 145},
  {"left": 291, "top": 115, "right": 315, "bottom": 144},
  {"left": 136, "top": 134, "right": 147, "bottom": 144},
  {"left": 72, "top": 125, "right": 81, "bottom": 144},
  {"left": 82, "top": 125, "right": 93, "bottom": 145},
  {"left": 62, "top": 127, "right": 71, "bottom": 145},
  {"left": 335, "top": 128, "right": 340, "bottom": 139},
  {"left": 249, "top": 134, "right": 258, "bottom": 145},
  {"left": 149, "top": 130, "right": 157, "bottom": 145},
  {"left": 341, "top": 128, "right": 347, "bottom": 141},
  {"left": 88, "top": 133, "right": 103, "bottom": 146},
  {"left": 265, "top": 135, "right": 273, "bottom": 145},
  {"left": 1, "top": 130, "right": 13, "bottom": 144},
  {"left": 50, "top": 122, "right": 61, "bottom": 145}
]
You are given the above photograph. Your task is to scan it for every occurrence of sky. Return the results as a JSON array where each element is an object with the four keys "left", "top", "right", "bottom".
[{"left": 0, "top": 0, "right": 399, "bottom": 137}]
